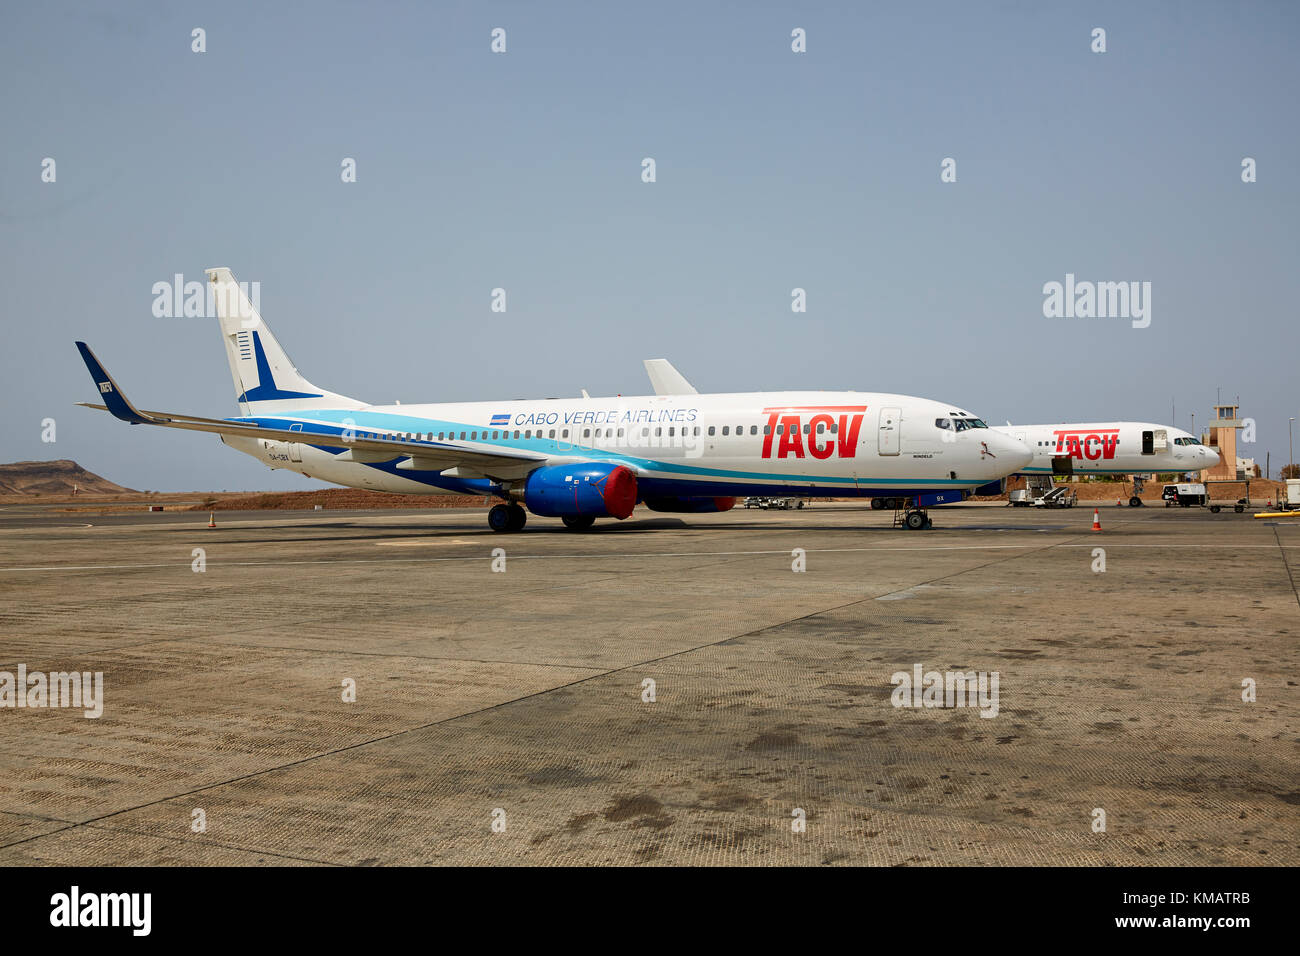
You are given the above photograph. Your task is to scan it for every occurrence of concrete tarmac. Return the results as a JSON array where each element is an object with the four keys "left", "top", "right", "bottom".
[{"left": 0, "top": 501, "right": 1296, "bottom": 865}]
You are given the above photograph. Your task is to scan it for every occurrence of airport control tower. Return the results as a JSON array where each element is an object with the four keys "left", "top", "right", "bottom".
[{"left": 1201, "top": 403, "right": 1243, "bottom": 480}]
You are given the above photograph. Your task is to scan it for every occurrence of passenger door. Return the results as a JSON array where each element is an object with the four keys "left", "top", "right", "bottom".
[{"left": 878, "top": 407, "right": 901, "bottom": 456}]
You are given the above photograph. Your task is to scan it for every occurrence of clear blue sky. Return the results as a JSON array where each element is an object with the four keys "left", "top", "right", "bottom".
[{"left": 3, "top": 1, "right": 1297, "bottom": 490}]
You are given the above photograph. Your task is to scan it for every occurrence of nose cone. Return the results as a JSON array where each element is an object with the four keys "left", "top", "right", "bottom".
[{"left": 985, "top": 431, "right": 1033, "bottom": 474}]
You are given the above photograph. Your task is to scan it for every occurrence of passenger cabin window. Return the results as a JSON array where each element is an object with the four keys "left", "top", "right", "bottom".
[{"left": 708, "top": 426, "right": 715, "bottom": 436}]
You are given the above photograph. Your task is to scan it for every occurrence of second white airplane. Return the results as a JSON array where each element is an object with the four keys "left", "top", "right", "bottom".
[
  {"left": 76, "top": 268, "right": 1033, "bottom": 532},
  {"left": 990, "top": 421, "right": 1221, "bottom": 500}
]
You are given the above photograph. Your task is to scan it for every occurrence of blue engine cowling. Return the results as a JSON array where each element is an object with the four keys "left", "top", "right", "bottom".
[
  {"left": 642, "top": 496, "right": 737, "bottom": 514},
  {"left": 523, "top": 463, "right": 638, "bottom": 519}
]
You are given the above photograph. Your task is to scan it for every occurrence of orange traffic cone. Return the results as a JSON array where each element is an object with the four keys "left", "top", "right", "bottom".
[
  {"left": 208, "top": 511, "right": 216, "bottom": 529},
  {"left": 1092, "top": 508, "right": 1101, "bottom": 531},
  {"left": 1116, "top": 499, "right": 1122, "bottom": 507}
]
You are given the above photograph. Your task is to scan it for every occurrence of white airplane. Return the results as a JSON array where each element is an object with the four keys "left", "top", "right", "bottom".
[
  {"left": 990, "top": 421, "right": 1222, "bottom": 505},
  {"left": 638, "top": 359, "right": 1222, "bottom": 510},
  {"left": 76, "top": 268, "right": 1032, "bottom": 532}
]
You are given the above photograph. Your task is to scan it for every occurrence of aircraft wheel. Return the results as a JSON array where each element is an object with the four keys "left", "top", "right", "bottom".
[
  {"left": 507, "top": 503, "right": 527, "bottom": 531},
  {"left": 488, "top": 504, "right": 513, "bottom": 532},
  {"left": 1234, "top": 505, "right": 1245, "bottom": 513},
  {"left": 1129, "top": 496, "right": 1143, "bottom": 507},
  {"left": 1210, "top": 506, "right": 1221, "bottom": 513},
  {"left": 904, "top": 511, "right": 927, "bottom": 531},
  {"left": 562, "top": 515, "right": 595, "bottom": 531},
  {"left": 871, "top": 498, "right": 885, "bottom": 510}
]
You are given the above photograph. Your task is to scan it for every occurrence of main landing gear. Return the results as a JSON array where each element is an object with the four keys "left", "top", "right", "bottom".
[{"left": 488, "top": 502, "right": 527, "bottom": 533}]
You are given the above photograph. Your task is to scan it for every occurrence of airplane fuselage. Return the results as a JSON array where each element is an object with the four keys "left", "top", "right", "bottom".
[
  {"left": 990, "top": 422, "right": 1220, "bottom": 477},
  {"left": 225, "top": 391, "right": 1032, "bottom": 501}
]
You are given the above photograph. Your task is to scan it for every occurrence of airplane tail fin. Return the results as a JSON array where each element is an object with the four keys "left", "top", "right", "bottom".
[
  {"left": 643, "top": 358, "right": 698, "bottom": 395},
  {"left": 205, "top": 267, "right": 365, "bottom": 415}
]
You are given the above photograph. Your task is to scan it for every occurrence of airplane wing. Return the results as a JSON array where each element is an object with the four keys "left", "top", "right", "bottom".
[
  {"left": 643, "top": 359, "right": 698, "bottom": 396},
  {"left": 74, "top": 342, "right": 546, "bottom": 476}
]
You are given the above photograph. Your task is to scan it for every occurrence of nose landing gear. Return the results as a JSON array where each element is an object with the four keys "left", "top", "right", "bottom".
[
  {"left": 902, "top": 510, "right": 932, "bottom": 530},
  {"left": 891, "top": 498, "right": 933, "bottom": 530}
]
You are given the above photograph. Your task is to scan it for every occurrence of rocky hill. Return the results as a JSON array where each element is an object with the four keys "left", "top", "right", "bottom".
[{"left": 0, "top": 460, "right": 137, "bottom": 496}]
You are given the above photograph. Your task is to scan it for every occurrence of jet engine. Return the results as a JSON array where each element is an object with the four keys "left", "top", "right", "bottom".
[
  {"left": 641, "top": 496, "right": 737, "bottom": 514},
  {"left": 523, "top": 463, "right": 638, "bottom": 519}
]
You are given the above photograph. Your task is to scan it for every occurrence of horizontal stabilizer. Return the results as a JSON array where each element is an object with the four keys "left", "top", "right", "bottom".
[{"left": 74, "top": 342, "right": 546, "bottom": 479}]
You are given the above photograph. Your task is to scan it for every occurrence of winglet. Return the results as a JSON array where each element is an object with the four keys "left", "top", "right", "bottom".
[
  {"left": 74, "top": 342, "right": 153, "bottom": 424},
  {"left": 643, "top": 359, "right": 698, "bottom": 395}
]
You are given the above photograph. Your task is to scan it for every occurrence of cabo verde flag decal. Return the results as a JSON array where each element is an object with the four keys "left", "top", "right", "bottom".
[{"left": 489, "top": 412, "right": 510, "bottom": 427}]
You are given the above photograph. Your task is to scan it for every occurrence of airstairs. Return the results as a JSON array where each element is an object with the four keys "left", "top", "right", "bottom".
[{"left": 1009, "top": 475, "right": 1077, "bottom": 508}]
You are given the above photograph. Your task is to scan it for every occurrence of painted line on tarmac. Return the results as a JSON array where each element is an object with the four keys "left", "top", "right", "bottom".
[{"left": 2, "top": 541, "right": 1298, "bottom": 573}]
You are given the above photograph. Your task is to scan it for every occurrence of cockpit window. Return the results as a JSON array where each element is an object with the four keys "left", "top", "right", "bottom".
[
  {"left": 935, "top": 417, "right": 988, "bottom": 431},
  {"left": 1173, "top": 437, "right": 1202, "bottom": 446}
]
